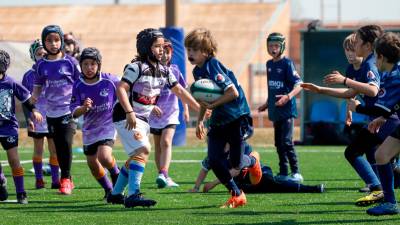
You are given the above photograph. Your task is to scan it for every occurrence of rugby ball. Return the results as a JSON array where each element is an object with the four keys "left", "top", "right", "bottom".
[{"left": 190, "top": 78, "right": 223, "bottom": 103}]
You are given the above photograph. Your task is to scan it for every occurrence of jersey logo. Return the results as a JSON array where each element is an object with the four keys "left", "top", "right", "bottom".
[
  {"left": 100, "top": 88, "right": 109, "bottom": 97},
  {"left": 7, "top": 136, "right": 16, "bottom": 143},
  {"left": 268, "top": 68, "right": 271, "bottom": 72},
  {"left": 215, "top": 74, "right": 225, "bottom": 83},
  {"left": 378, "top": 88, "right": 386, "bottom": 98},
  {"left": 367, "top": 71, "right": 375, "bottom": 79},
  {"left": 277, "top": 68, "right": 283, "bottom": 74},
  {"left": 58, "top": 67, "right": 72, "bottom": 75}
]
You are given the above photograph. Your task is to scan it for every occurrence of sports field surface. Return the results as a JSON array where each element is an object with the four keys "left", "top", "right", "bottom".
[{"left": 0, "top": 145, "right": 399, "bottom": 225}]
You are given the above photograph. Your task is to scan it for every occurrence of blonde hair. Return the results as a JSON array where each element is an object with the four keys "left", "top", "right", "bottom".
[
  {"left": 184, "top": 28, "right": 217, "bottom": 57},
  {"left": 343, "top": 33, "right": 357, "bottom": 51}
]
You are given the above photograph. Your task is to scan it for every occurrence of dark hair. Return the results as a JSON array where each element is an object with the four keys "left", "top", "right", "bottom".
[
  {"left": 133, "top": 28, "right": 164, "bottom": 63},
  {"left": 356, "top": 25, "right": 384, "bottom": 45},
  {"left": 0, "top": 50, "right": 10, "bottom": 74},
  {"left": 374, "top": 32, "right": 400, "bottom": 64}
]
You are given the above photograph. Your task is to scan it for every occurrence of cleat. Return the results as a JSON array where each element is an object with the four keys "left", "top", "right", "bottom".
[
  {"left": 220, "top": 191, "right": 247, "bottom": 208},
  {"left": 16, "top": 192, "right": 28, "bottom": 204},
  {"left": 317, "top": 184, "right": 325, "bottom": 193},
  {"left": 355, "top": 190, "right": 384, "bottom": 206},
  {"left": 0, "top": 178, "right": 8, "bottom": 201},
  {"left": 124, "top": 193, "right": 157, "bottom": 208},
  {"left": 274, "top": 174, "right": 290, "bottom": 182},
  {"left": 59, "top": 178, "right": 74, "bottom": 195},
  {"left": 289, "top": 173, "right": 304, "bottom": 184},
  {"left": 103, "top": 189, "right": 112, "bottom": 200},
  {"left": 111, "top": 172, "right": 119, "bottom": 186},
  {"left": 35, "top": 179, "right": 45, "bottom": 189},
  {"left": 166, "top": 177, "right": 179, "bottom": 188},
  {"left": 248, "top": 151, "right": 262, "bottom": 185},
  {"left": 106, "top": 193, "right": 124, "bottom": 204},
  {"left": 367, "top": 202, "right": 400, "bottom": 216},
  {"left": 156, "top": 174, "right": 167, "bottom": 188}
]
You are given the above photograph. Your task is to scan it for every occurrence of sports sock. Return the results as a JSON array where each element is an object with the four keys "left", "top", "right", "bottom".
[
  {"left": 32, "top": 156, "right": 43, "bottom": 180},
  {"left": 95, "top": 167, "right": 113, "bottom": 191},
  {"left": 12, "top": 167, "right": 25, "bottom": 194},
  {"left": 49, "top": 156, "right": 60, "bottom": 184},
  {"left": 353, "top": 156, "right": 381, "bottom": 189},
  {"left": 224, "top": 178, "right": 241, "bottom": 196},
  {"left": 107, "top": 157, "right": 120, "bottom": 176},
  {"left": 159, "top": 168, "right": 168, "bottom": 178},
  {"left": 0, "top": 164, "right": 5, "bottom": 182},
  {"left": 377, "top": 163, "right": 396, "bottom": 204},
  {"left": 241, "top": 155, "right": 255, "bottom": 168},
  {"left": 128, "top": 157, "right": 146, "bottom": 196},
  {"left": 112, "top": 166, "right": 128, "bottom": 195}
]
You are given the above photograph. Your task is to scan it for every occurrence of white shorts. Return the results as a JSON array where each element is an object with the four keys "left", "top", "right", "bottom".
[{"left": 114, "top": 118, "right": 151, "bottom": 157}]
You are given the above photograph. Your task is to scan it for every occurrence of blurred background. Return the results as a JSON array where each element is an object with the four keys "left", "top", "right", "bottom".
[{"left": 0, "top": 0, "right": 399, "bottom": 145}]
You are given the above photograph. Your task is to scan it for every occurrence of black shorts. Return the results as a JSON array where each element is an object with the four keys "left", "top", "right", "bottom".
[
  {"left": 28, "top": 131, "right": 52, "bottom": 139},
  {"left": 83, "top": 139, "right": 114, "bottom": 156},
  {"left": 0, "top": 136, "right": 18, "bottom": 150},
  {"left": 390, "top": 124, "right": 400, "bottom": 140},
  {"left": 150, "top": 124, "right": 177, "bottom": 135}
]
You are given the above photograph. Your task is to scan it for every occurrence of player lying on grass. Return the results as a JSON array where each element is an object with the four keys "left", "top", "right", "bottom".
[{"left": 188, "top": 142, "right": 324, "bottom": 194}]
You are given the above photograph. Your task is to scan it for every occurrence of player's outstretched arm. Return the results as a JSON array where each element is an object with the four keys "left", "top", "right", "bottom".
[
  {"left": 301, "top": 83, "right": 356, "bottom": 99},
  {"left": 171, "top": 84, "right": 200, "bottom": 112},
  {"left": 324, "top": 71, "right": 379, "bottom": 97}
]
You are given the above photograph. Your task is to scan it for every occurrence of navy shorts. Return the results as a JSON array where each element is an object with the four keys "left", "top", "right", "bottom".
[
  {"left": 0, "top": 136, "right": 18, "bottom": 150},
  {"left": 83, "top": 139, "right": 114, "bottom": 156},
  {"left": 28, "top": 131, "right": 52, "bottom": 139},
  {"left": 150, "top": 124, "right": 177, "bottom": 135},
  {"left": 390, "top": 124, "right": 400, "bottom": 140}
]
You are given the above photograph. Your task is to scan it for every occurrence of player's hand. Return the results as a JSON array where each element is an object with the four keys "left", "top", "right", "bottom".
[
  {"left": 199, "top": 101, "right": 215, "bottom": 110},
  {"left": 31, "top": 109, "right": 43, "bottom": 123},
  {"left": 151, "top": 106, "right": 163, "bottom": 118},
  {"left": 345, "top": 110, "right": 352, "bottom": 126},
  {"left": 28, "top": 120, "right": 35, "bottom": 132},
  {"left": 368, "top": 116, "right": 386, "bottom": 133},
  {"left": 83, "top": 98, "right": 93, "bottom": 112},
  {"left": 184, "top": 110, "right": 190, "bottom": 123},
  {"left": 204, "top": 109, "right": 212, "bottom": 119},
  {"left": 300, "top": 83, "right": 321, "bottom": 93},
  {"left": 125, "top": 112, "right": 137, "bottom": 130},
  {"left": 323, "top": 71, "right": 345, "bottom": 85},
  {"left": 30, "top": 96, "right": 38, "bottom": 104},
  {"left": 275, "top": 94, "right": 290, "bottom": 107},
  {"left": 258, "top": 103, "right": 268, "bottom": 112},
  {"left": 347, "top": 98, "right": 360, "bottom": 112},
  {"left": 196, "top": 121, "right": 206, "bottom": 140}
]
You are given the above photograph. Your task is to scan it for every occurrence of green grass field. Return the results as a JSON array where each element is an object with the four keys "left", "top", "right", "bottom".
[{"left": 0, "top": 146, "right": 399, "bottom": 225}]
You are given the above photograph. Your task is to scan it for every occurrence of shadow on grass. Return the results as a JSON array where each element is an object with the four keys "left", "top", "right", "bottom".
[
  {"left": 278, "top": 201, "right": 355, "bottom": 206},
  {"left": 213, "top": 218, "right": 399, "bottom": 225}
]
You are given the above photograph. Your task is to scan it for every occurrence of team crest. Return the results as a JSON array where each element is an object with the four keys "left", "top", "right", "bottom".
[
  {"left": 7, "top": 136, "right": 16, "bottom": 143},
  {"left": 58, "top": 67, "right": 72, "bottom": 75},
  {"left": 100, "top": 88, "right": 109, "bottom": 97},
  {"left": 277, "top": 68, "right": 283, "bottom": 74},
  {"left": 378, "top": 88, "right": 386, "bottom": 97},
  {"left": 215, "top": 74, "right": 225, "bottom": 83},
  {"left": 133, "top": 131, "right": 143, "bottom": 140},
  {"left": 367, "top": 71, "right": 375, "bottom": 79},
  {"left": 267, "top": 68, "right": 271, "bottom": 72}
]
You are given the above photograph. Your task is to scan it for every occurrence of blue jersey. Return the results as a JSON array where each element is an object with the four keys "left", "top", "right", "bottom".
[
  {"left": 375, "top": 63, "right": 400, "bottom": 118},
  {"left": 192, "top": 57, "right": 250, "bottom": 126},
  {"left": 266, "top": 57, "right": 302, "bottom": 122},
  {"left": 345, "top": 64, "right": 361, "bottom": 80},
  {"left": 356, "top": 53, "right": 380, "bottom": 109}
]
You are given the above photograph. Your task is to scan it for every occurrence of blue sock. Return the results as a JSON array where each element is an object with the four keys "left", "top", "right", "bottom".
[
  {"left": 128, "top": 159, "right": 145, "bottom": 196},
  {"left": 353, "top": 156, "right": 381, "bottom": 188},
  {"left": 377, "top": 163, "right": 396, "bottom": 204},
  {"left": 111, "top": 166, "right": 128, "bottom": 195},
  {"left": 224, "top": 178, "right": 241, "bottom": 196}
]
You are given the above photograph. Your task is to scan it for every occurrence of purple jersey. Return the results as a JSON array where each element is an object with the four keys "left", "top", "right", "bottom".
[
  {"left": 34, "top": 55, "right": 81, "bottom": 118},
  {"left": 70, "top": 73, "right": 119, "bottom": 145},
  {"left": 121, "top": 61, "right": 178, "bottom": 119},
  {"left": 149, "top": 64, "right": 187, "bottom": 128},
  {"left": 0, "top": 75, "right": 31, "bottom": 136},
  {"left": 22, "top": 68, "right": 48, "bottom": 133}
]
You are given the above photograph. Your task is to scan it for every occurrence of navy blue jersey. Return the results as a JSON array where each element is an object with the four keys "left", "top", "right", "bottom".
[
  {"left": 345, "top": 64, "right": 361, "bottom": 80},
  {"left": 266, "top": 57, "right": 302, "bottom": 122},
  {"left": 192, "top": 57, "right": 250, "bottom": 126},
  {"left": 375, "top": 63, "right": 400, "bottom": 118},
  {"left": 355, "top": 53, "right": 380, "bottom": 109}
]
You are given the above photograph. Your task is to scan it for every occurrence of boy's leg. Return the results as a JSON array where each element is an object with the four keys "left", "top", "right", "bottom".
[
  {"left": 6, "top": 143, "right": 27, "bottom": 204},
  {"left": 47, "top": 137, "right": 60, "bottom": 188},
  {"left": 96, "top": 141, "right": 120, "bottom": 186},
  {"left": 281, "top": 118, "right": 303, "bottom": 183},
  {"left": 32, "top": 137, "right": 45, "bottom": 189},
  {"left": 86, "top": 147, "right": 113, "bottom": 198},
  {"left": 274, "top": 120, "right": 289, "bottom": 179}
]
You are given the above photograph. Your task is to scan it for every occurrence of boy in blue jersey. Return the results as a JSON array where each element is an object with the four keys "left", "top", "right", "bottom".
[
  {"left": 347, "top": 32, "right": 400, "bottom": 215},
  {"left": 258, "top": 32, "right": 304, "bottom": 183},
  {"left": 302, "top": 25, "right": 398, "bottom": 206},
  {"left": 0, "top": 49, "right": 43, "bottom": 204},
  {"left": 185, "top": 28, "right": 260, "bottom": 208}
]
